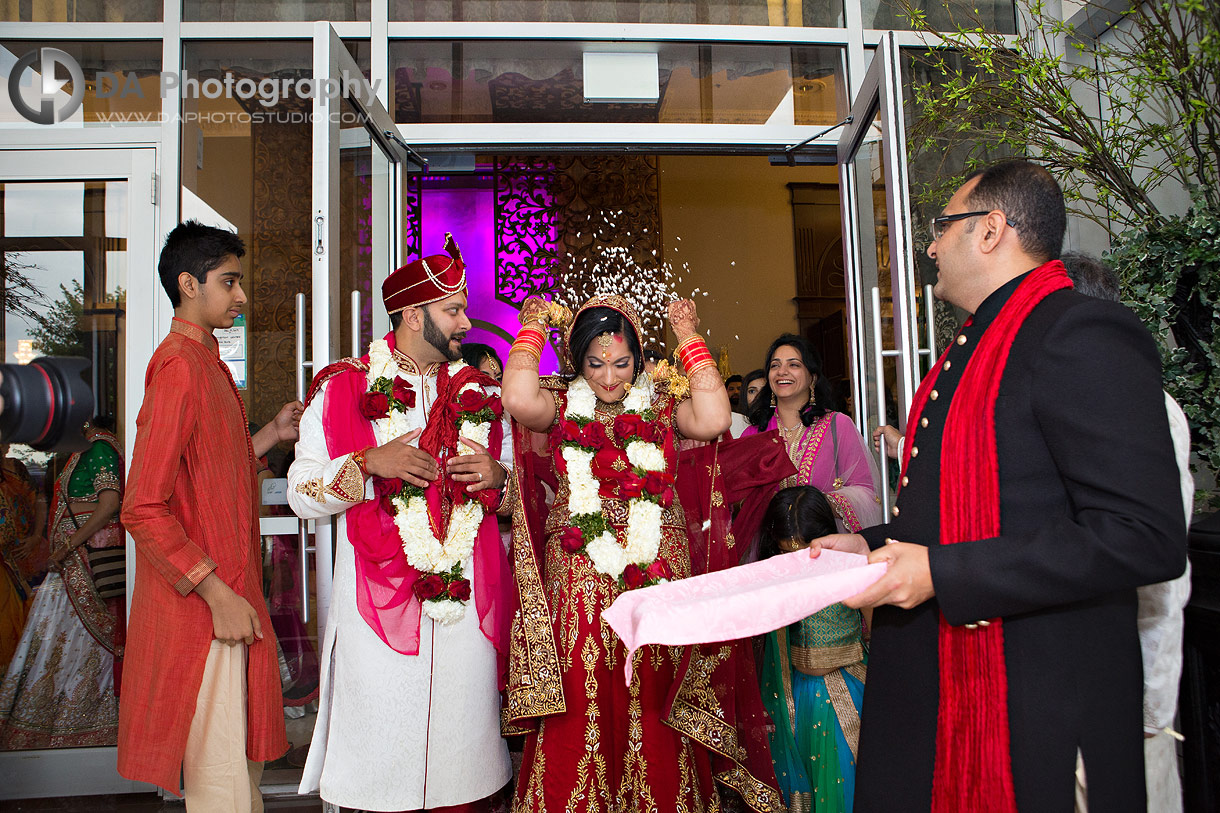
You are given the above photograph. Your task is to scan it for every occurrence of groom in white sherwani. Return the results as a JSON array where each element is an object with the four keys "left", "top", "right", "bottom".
[{"left": 289, "top": 234, "right": 515, "bottom": 812}]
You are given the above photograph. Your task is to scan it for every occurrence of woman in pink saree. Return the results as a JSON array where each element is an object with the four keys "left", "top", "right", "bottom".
[{"left": 742, "top": 334, "right": 882, "bottom": 546}]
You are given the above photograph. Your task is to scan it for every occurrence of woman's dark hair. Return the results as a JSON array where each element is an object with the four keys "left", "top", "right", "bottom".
[
  {"left": 567, "top": 307, "right": 642, "bottom": 380},
  {"left": 743, "top": 368, "right": 765, "bottom": 387},
  {"left": 157, "top": 219, "right": 246, "bottom": 308},
  {"left": 747, "top": 333, "right": 834, "bottom": 429},
  {"left": 461, "top": 342, "right": 503, "bottom": 377},
  {"left": 758, "top": 486, "right": 838, "bottom": 560}
]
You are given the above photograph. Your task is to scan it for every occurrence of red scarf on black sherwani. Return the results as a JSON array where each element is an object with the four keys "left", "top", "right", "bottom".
[{"left": 898, "top": 260, "right": 1072, "bottom": 812}]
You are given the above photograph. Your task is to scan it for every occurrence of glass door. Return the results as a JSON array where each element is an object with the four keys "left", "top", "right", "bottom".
[
  {"left": 263, "top": 21, "right": 408, "bottom": 798},
  {"left": 0, "top": 147, "right": 158, "bottom": 799},
  {"left": 837, "top": 32, "right": 935, "bottom": 518}
]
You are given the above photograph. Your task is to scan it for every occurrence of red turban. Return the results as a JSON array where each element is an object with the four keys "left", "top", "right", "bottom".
[{"left": 382, "top": 233, "right": 467, "bottom": 314}]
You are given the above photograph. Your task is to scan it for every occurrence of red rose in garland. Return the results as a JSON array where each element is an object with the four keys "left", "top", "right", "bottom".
[
  {"left": 447, "top": 578, "right": 472, "bottom": 601},
  {"left": 619, "top": 473, "right": 646, "bottom": 500},
  {"left": 614, "top": 413, "right": 648, "bottom": 442},
  {"left": 645, "top": 559, "right": 672, "bottom": 582},
  {"left": 360, "top": 391, "right": 390, "bottom": 420},
  {"left": 413, "top": 573, "right": 447, "bottom": 601},
  {"left": 458, "top": 388, "right": 493, "bottom": 412},
  {"left": 643, "top": 471, "right": 668, "bottom": 497},
  {"left": 580, "top": 420, "right": 610, "bottom": 451},
  {"left": 561, "top": 526, "right": 585, "bottom": 553},
  {"left": 558, "top": 421, "right": 583, "bottom": 444},
  {"left": 622, "top": 563, "right": 647, "bottom": 589},
  {"left": 392, "top": 377, "right": 416, "bottom": 408},
  {"left": 659, "top": 486, "right": 675, "bottom": 508}
]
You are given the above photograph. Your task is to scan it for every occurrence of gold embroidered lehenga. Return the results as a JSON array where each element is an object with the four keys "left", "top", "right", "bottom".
[
  {"left": 0, "top": 426, "right": 124, "bottom": 749},
  {"left": 505, "top": 297, "right": 789, "bottom": 813},
  {"left": 0, "top": 458, "right": 37, "bottom": 673}
]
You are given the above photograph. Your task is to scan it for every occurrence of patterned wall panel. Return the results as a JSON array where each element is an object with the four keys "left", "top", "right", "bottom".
[{"left": 493, "top": 154, "right": 664, "bottom": 350}]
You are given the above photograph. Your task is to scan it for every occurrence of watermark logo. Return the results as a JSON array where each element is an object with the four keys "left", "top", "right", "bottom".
[{"left": 8, "top": 48, "right": 84, "bottom": 125}]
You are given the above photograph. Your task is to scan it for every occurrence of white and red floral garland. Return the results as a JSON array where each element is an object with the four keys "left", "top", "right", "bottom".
[
  {"left": 362, "top": 339, "right": 498, "bottom": 625},
  {"left": 555, "top": 375, "right": 675, "bottom": 590}
]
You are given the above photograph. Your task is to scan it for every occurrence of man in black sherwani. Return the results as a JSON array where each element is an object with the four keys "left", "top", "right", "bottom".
[{"left": 816, "top": 161, "right": 1187, "bottom": 812}]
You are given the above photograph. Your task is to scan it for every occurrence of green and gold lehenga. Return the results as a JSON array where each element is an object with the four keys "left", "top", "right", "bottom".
[
  {"left": 0, "top": 460, "right": 36, "bottom": 673},
  {"left": 761, "top": 602, "right": 867, "bottom": 813},
  {"left": 0, "top": 427, "right": 124, "bottom": 749}
]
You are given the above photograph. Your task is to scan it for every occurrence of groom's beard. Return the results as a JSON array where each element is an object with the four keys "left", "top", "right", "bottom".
[{"left": 423, "top": 308, "right": 464, "bottom": 361}]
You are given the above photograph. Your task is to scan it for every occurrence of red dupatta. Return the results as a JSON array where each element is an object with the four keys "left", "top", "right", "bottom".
[
  {"left": 310, "top": 331, "right": 511, "bottom": 665},
  {"left": 898, "top": 261, "right": 1072, "bottom": 813}
]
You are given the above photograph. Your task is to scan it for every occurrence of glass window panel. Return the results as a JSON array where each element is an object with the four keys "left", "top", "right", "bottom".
[
  {"left": 0, "top": 41, "right": 163, "bottom": 126},
  {"left": 4, "top": 182, "right": 85, "bottom": 238},
  {"left": 862, "top": 0, "right": 1015, "bottom": 34},
  {"left": 184, "top": 0, "right": 369, "bottom": 21},
  {"left": 0, "top": 180, "right": 129, "bottom": 749},
  {"left": 390, "top": 40, "right": 847, "bottom": 125},
  {"left": 178, "top": 43, "right": 320, "bottom": 786},
  {"left": 0, "top": 0, "right": 159, "bottom": 22},
  {"left": 900, "top": 47, "right": 1017, "bottom": 353},
  {"left": 394, "top": 0, "right": 843, "bottom": 26},
  {"left": 104, "top": 181, "right": 128, "bottom": 239}
]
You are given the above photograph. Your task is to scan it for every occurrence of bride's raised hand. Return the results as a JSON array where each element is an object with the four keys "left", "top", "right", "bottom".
[
  {"left": 519, "top": 296, "right": 551, "bottom": 326},
  {"left": 667, "top": 299, "right": 700, "bottom": 338}
]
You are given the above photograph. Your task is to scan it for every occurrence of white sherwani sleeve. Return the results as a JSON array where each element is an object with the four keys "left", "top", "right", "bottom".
[
  {"left": 287, "top": 379, "right": 372, "bottom": 520},
  {"left": 1136, "top": 393, "right": 1193, "bottom": 733}
]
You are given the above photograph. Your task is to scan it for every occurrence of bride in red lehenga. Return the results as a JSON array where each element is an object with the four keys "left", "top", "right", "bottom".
[{"left": 501, "top": 294, "right": 789, "bottom": 813}]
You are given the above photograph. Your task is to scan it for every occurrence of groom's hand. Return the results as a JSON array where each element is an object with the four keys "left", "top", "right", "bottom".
[
  {"left": 363, "top": 428, "right": 439, "bottom": 488},
  {"left": 446, "top": 436, "right": 506, "bottom": 493}
]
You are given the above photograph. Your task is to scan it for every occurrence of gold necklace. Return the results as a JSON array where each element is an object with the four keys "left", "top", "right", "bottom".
[{"left": 778, "top": 421, "right": 804, "bottom": 445}]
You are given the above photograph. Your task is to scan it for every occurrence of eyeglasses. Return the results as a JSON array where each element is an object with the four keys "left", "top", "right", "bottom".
[{"left": 929, "top": 210, "right": 1016, "bottom": 241}]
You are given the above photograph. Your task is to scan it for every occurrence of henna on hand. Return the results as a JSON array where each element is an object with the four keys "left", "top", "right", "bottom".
[
  {"left": 506, "top": 352, "right": 541, "bottom": 370},
  {"left": 519, "top": 296, "right": 550, "bottom": 325},
  {"left": 667, "top": 299, "right": 699, "bottom": 336},
  {"left": 688, "top": 365, "right": 724, "bottom": 393}
]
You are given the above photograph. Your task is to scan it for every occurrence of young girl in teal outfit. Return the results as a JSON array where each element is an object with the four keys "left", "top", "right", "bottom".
[{"left": 759, "top": 485, "right": 868, "bottom": 813}]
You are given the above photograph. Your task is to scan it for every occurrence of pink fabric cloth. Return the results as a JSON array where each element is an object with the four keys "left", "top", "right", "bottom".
[{"left": 602, "top": 549, "right": 887, "bottom": 684}]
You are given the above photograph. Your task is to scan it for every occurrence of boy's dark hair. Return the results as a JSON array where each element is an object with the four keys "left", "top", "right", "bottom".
[
  {"left": 158, "top": 220, "right": 245, "bottom": 308},
  {"left": 962, "top": 160, "right": 1066, "bottom": 263},
  {"left": 726, "top": 374, "right": 743, "bottom": 385}
]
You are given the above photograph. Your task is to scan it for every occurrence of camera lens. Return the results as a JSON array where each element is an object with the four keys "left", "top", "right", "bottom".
[{"left": 0, "top": 357, "right": 93, "bottom": 453}]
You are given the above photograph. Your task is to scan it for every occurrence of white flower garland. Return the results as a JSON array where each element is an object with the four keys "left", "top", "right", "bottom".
[
  {"left": 366, "top": 342, "right": 487, "bottom": 625},
  {"left": 564, "top": 375, "right": 667, "bottom": 581}
]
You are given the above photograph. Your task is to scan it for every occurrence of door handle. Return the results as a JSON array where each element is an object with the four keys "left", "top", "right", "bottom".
[{"left": 295, "top": 292, "right": 313, "bottom": 623}]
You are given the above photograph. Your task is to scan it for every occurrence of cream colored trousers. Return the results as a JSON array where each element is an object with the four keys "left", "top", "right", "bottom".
[{"left": 183, "top": 640, "right": 265, "bottom": 813}]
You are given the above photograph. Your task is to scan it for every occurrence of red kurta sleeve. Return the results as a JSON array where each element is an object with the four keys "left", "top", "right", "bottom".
[{"left": 122, "top": 353, "right": 217, "bottom": 595}]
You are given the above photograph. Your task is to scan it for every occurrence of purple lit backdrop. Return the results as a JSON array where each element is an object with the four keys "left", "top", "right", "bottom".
[{"left": 419, "top": 181, "right": 562, "bottom": 374}]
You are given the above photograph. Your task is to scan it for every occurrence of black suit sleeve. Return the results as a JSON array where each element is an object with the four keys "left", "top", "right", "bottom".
[{"left": 928, "top": 300, "right": 1187, "bottom": 625}]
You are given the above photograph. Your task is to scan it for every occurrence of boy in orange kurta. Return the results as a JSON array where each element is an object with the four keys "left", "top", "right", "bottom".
[{"left": 118, "top": 221, "right": 298, "bottom": 807}]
